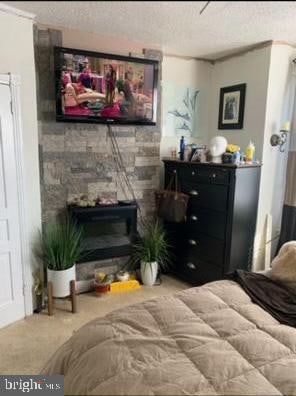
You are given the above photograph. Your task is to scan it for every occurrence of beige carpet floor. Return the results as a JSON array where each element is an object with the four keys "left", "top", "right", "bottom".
[{"left": 0, "top": 275, "right": 189, "bottom": 375}]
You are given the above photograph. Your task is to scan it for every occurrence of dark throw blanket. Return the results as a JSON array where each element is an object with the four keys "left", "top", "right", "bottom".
[{"left": 228, "top": 270, "right": 296, "bottom": 327}]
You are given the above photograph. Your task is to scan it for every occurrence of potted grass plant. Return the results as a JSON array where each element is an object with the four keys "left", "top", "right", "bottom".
[
  {"left": 41, "top": 219, "right": 82, "bottom": 298},
  {"left": 133, "top": 222, "right": 170, "bottom": 286}
]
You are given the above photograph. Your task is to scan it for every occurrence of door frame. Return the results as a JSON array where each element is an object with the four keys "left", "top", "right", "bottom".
[{"left": 0, "top": 73, "right": 33, "bottom": 316}]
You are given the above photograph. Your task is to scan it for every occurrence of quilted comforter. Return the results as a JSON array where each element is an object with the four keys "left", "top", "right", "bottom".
[{"left": 42, "top": 280, "right": 296, "bottom": 395}]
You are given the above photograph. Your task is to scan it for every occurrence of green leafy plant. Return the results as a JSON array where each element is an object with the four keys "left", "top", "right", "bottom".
[
  {"left": 41, "top": 220, "right": 83, "bottom": 271},
  {"left": 133, "top": 222, "right": 170, "bottom": 272}
]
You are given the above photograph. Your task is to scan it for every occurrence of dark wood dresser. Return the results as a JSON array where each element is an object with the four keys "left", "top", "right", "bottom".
[{"left": 163, "top": 159, "right": 261, "bottom": 285}]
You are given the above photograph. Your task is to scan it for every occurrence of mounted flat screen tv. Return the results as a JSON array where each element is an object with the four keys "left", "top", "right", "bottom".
[{"left": 54, "top": 46, "right": 158, "bottom": 125}]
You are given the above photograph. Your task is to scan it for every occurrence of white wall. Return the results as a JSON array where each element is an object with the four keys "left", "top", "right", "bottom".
[
  {"left": 208, "top": 47, "right": 272, "bottom": 158},
  {"left": 254, "top": 44, "right": 296, "bottom": 268},
  {"left": 208, "top": 44, "right": 296, "bottom": 270},
  {"left": 161, "top": 56, "right": 212, "bottom": 157},
  {"left": 0, "top": 8, "right": 41, "bottom": 308}
]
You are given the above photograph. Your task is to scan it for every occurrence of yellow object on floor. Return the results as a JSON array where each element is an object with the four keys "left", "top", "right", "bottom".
[{"left": 110, "top": 280, "right": 141, "bottom": 293}]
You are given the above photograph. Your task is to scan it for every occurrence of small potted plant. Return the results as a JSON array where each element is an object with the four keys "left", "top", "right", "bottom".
[
  {"left": 133, "top": 222, "right": 170, "bottom": 286},
  {"left": 41, "top": 219, "right": 82, "bottom": 298},
  {"left": 33, "top": 270, "right": 44, "bottom": 313},
  {"left": 93, "top": 271, "right": 114, "bottom": 296}
]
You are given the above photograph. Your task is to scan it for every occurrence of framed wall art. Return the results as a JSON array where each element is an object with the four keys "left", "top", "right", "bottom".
[{"left": 218, "top": 83, "right": 246, "bottom": 129}]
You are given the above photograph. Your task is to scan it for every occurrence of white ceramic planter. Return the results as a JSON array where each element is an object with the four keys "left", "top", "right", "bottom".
[
  {"left": 47, "top": 265, "right": 76, "bottom": 298},
  {"left": 140, "top": 261, "right": 158, "bottom": 286}
]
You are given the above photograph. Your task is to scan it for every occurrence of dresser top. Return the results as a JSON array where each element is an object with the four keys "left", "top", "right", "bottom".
[{"left": 162, "top": 158, "right": 262, "bottom": 168}]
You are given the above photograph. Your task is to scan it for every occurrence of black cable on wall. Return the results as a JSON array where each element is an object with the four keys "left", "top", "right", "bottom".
[{"left": 107, "top": 125, "right": 146, "bottom": 227}]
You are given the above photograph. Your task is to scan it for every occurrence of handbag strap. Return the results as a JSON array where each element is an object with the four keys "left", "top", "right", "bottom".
[
  {"left": 174, "top": 172, "right": 181, "bottom": 193},
  {"left": 166, "top": 172, "right": 176, "bottom": 191},
  {"left": 165, "top": 171, "right": 181, "bottom": 193},
  {"left": 175, "top": 172, "right": 178, "bottom": 193}
]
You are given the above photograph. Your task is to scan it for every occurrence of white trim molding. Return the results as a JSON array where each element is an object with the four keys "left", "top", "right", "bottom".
[
  {"left": 0, "top": 74, "right": 10, "bottom": 85},
  {"left": 0, "top": 2, "right": 35, "bottom": 20},
  {"left": 8, "top": 74, "right": 33, "bottom": 316}
]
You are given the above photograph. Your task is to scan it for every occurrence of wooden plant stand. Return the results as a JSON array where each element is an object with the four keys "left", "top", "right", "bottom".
[{"left": 47, "top": 280, "right": 77, "bottom": 316}]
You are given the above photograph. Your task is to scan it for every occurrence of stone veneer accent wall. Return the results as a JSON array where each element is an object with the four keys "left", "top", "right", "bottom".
[{"left": 34, "top": 28, "right": 162, "bottom": 281}]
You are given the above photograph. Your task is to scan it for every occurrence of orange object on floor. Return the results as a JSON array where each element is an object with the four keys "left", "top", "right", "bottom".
[{"left": 94, "top": 281, "right": 111, "bottom": 296}]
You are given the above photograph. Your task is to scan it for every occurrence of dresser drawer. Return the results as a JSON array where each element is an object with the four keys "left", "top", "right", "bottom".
[
  {"left": 180, "top": 166, "right": 230, "bottom": 185},
  {"left": 187, "top": 208, "right": 227, "bottom": 240},
  {"left": 184, "top": 232, "right": 224, "bottom": 267},
  {"left": 165, "top": 164, "right": 230, "bottom": 186},
  {"left": 182, "top": 182, "right": 229, "bottom": 212},
  {"left": 176, "top": 257, "right": 223, "bottom": 285}
]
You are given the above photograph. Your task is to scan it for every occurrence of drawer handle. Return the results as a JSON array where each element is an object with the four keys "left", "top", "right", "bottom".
[
  {"left": 189, "top": 239, "right": 198, "bottom": 245},
  {"left": 189, "top": 190, "right": 199, "bottom": 196},
  {"left": 191, "top": 171, "right": 196, "bottom": 176},
  {"left": 187, "top": 262, "right": 196, "bottom": 269},
  {"left": 212, "top": 173, "right": 216, "bottom": 178},
  {"left": 190, "top": 215, "right": 198, "bottom": 221}
]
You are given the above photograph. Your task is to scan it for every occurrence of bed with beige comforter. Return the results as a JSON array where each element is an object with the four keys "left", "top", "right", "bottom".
[{"left": 42, "top": 280, "right": 296, "bottom": 395}]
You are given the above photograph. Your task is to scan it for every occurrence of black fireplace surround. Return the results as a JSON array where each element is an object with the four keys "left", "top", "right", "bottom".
[{"left": 68, "top": 202, "right": 138, "bottom": 263}]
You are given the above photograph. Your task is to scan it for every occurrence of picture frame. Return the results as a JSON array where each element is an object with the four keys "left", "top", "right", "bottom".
[{"left": 218, "top": 83, "right": 246, "bottom": 129}]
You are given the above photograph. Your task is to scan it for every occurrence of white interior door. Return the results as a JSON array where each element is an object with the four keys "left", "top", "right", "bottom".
[{"left": 0, "top": 81, "right": 25, "bottom": 328}]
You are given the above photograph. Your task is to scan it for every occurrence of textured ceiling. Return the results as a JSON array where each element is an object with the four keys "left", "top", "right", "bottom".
[{"left": 4, "top": 1, "right": 296, "bottom": 59}]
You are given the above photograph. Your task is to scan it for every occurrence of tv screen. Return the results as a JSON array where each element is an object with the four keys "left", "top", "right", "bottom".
[{"left": 54, "top": 47, "right": 158, "bottom": 125}]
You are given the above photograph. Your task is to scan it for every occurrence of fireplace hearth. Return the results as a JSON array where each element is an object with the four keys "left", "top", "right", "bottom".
[{"left": 68, "top": 202, "right": 138, "bottom": 263}]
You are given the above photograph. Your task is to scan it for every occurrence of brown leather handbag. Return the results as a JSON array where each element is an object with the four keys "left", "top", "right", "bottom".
[{"left": 155, "top": 172, "right": 189, "bottom": 223}]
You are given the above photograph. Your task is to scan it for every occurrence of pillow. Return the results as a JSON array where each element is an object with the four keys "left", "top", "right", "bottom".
[{"left": 269, "top": 241, "right": 296, "bottom": 290}]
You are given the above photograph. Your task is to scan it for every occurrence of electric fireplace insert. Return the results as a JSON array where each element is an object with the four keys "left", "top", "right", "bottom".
[{"left": 68, "top": 202, "right": 138, "bottom": 263}]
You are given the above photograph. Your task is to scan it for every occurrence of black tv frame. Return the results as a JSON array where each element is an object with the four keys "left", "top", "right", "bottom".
[{"left": 54, "top": 46, "right": 159, "bottom": 125}]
